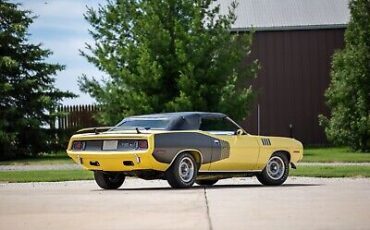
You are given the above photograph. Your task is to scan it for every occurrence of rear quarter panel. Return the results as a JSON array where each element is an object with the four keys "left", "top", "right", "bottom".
[{"left": 151, "top": 131, "right": 230, "bottom": 171}]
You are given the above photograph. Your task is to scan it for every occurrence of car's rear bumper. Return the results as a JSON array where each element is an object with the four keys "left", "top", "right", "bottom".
[{"left": 67, "top": 151, "right": 165, "bottom": 172}]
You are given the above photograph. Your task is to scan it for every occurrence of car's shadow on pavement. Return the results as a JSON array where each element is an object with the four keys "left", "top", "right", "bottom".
[{"left": 91, "top": 183, "right": 322, "bottom": 192}]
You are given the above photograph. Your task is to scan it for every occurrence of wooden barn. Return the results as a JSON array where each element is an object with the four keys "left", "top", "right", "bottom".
[{"left": 219, "top": 0, "right": 350, "bottom": 145}]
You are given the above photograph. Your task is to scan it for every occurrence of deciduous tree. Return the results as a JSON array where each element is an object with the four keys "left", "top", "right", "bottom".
[{"left": 319, "top": 0, "right": 370, "bottom": 151}]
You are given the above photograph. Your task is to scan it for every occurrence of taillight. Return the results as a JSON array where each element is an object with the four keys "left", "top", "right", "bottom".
[
  {"left": 137, "top": 140, "right": 148, "bottom": 149},
  {"left": 72, "top": 141, "right": 85, "bottom": 151}
]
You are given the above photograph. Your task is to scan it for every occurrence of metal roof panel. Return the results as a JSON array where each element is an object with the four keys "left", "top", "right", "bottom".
[{"left": 218, "top": 0, "right": 350, "bottom": 31}]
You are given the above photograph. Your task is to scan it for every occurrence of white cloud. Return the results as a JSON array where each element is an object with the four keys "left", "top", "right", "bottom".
[
  {"left": 19, "top": 0, "right": 101, "bottom": 33},
  {"left": 25, "top": 0, "right": 89, "bottom": 18}
]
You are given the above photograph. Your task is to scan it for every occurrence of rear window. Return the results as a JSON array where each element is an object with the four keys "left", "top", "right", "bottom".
[{"left": 111, "top": 118, "right": 170, "bottom": 131}]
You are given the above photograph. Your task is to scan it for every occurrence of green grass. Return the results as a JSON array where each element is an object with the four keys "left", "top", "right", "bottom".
[
  {"left": 291, "top": 165, "right": 370, "bottom": 178},
  {"left": 302, "top": 147, "right": 370, "bottom": 162},
  {"left": 0, "top": 151, "right": 73, "bottom": 165},
  {"left": 0, "top": 170, "right": 93, "bottom": 183}
]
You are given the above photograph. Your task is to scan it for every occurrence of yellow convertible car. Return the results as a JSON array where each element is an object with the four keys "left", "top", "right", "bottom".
[{"left": 67, "top": 112, "right": 303, "bottom": 189}]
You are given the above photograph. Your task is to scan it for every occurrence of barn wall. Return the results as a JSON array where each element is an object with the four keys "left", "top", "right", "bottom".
[{"left": 242, "top": 29, "right": 345, "bottom": 145}]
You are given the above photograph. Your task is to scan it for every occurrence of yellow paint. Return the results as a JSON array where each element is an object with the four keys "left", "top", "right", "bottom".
[{"left": 206, "top": 134, "right": 260, "bottom": 171}]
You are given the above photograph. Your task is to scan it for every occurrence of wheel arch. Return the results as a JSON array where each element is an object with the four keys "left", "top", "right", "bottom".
[
  {"left": 271, "top": 150, "right": 291, "bottom": 162},
  {"left": 167, "top": 149, "right": 203, "bottom": 170}
]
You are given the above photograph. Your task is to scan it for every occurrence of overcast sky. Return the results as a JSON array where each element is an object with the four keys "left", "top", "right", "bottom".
[{"left": 14, "top": 0, "right": 107, "bottom": 105}]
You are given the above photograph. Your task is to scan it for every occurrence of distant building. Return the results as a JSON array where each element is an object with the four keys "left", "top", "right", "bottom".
[{"left": 220, "top": 0, "right": 350, "bottom": 144}]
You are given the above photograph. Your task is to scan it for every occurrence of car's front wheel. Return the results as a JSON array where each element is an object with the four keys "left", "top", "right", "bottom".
[
  {"left": 256, "top": 152, "right": 289, "bottom": 186},
  {"left": 166, "top": 153, "right": 198, "bottom": 188},
  {"left": 94, "top": 171, "right": 125, "bottom": 189}
]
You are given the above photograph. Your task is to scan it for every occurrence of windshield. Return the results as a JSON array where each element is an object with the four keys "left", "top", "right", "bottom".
[{"left": 111, "top": 118, "right": 170, "bottom": 131}]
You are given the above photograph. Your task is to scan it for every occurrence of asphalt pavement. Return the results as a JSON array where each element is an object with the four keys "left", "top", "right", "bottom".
[{"left": 1, "top": 177, "right": 369, "bottom": 230}]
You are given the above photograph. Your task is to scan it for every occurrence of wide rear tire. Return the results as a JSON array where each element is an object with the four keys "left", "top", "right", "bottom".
[
  {"left": 166, "top": 153, "right": 198, "bottom": 188},
  {"left": 94, "top": 171, "right": 125, "bottom": 189},
  {"left": 256, "top": 152, "right": 289, "bottom": 186},
  {"left": 196, "top": 179, "right": 218, "bottom": 186}
]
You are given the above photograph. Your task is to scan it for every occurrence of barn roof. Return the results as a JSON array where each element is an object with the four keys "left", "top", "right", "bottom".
[{"left": 218, "top": 0, "right": 350, "bottom": 31}]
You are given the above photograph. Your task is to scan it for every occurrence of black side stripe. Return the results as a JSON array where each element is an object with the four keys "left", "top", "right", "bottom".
[{"left": 153, "top": 132, "right": 230, "bottom": 164}]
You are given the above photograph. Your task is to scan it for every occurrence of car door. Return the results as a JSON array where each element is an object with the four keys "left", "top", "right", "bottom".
[{"left": 200, "top": 117, "right": 260, "bottom": 171}]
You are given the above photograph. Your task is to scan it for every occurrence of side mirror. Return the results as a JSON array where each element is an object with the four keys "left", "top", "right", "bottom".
[{"left": 235, "top": 129, "right": 245, "bottom": 136}]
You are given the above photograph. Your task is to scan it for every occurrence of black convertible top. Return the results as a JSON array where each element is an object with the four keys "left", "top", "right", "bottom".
[
  {"left": 121, "top": 112, "right": 228, "bottom": 130},
  {"left": 130, "top": 112, "right": 226, "bottom": 119}
]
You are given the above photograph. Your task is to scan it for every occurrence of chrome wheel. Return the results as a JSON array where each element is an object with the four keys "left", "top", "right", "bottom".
[
  {"left": 257, "top": 153, "right": 289, "bottom": 186},
  {"left": 178, "top": 156, "right": 195, "bottom": 183},
  {"left": 266, "top": 156, "right": 285, "bottom": 180}
]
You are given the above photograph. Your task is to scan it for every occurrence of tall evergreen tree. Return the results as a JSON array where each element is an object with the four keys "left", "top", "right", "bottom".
[
  {"left": 319, "top": 0, "right": 370, "bottom": 151},
  {"left": 80, "top": 0, "right": 258, "bottom": 124},
  {"left": 0, "top": 1, "right": 75, "bottom": 159}
]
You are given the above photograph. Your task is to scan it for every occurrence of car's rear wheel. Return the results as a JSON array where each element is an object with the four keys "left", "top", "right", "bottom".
[
  {"left": 166, "top": 153, "right": 198, "bottom": 188},
  {"left": 94, "top": 171, "right": 125, "bottom": 189},
  {"left": 256, "top": 152, "right": 289, "bottom": 186},
  {"left": 196, "top": 179, "right": 218, "bottom": 186}
]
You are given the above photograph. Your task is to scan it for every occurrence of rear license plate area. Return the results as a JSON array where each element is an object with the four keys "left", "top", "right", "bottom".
[{"left": 102, "top": 140, "right": 118, "bottom": 150}]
